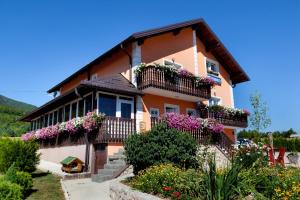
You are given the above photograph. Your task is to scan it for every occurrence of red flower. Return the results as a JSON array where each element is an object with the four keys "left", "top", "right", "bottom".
[
  {"left": 172, "top": 191, "right": 181, "bottom": 199},
  {"left": 163, "top": 186, "right": 172, "bottom": 191}
]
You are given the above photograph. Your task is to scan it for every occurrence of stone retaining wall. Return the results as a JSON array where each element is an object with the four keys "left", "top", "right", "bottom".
[{"left": 110, "top": 181, "right": 161, "bottom": 200}]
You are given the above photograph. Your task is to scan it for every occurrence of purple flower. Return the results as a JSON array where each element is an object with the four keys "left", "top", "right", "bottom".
[
  {"left": 21, "top": 131, "right": 35, "bottom": 141},
  {"left": 164, "top": 112, "right": 201, "bottom": 131}
]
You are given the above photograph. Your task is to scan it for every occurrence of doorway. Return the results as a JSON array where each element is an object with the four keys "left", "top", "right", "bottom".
[{"left": 93, "top": 143, "right": 108, "bottom": 174}]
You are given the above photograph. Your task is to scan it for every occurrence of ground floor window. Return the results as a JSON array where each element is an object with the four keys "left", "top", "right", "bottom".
[
  {"left": 98, "top": 93, "right": 117, "bottom": 117},
  {"left": 186, "top": 108, "right": 197, "bottom": 116},
  {"left": 209, "top": 97, "right": 221, "bottom": 106},
  {"left": 164, "top": 104, "right": 179, "bottom": 114},
  {"left": 64, "top": 104, "right": 70, "bottom": 121},
  {"left": 150, "top": 108, "right": 160, "bottom": 118},
  {"left": 85, "top": 94, "right": 93, "bottom": 115}
]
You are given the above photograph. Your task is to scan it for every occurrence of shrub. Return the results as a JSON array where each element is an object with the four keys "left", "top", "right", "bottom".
[
  {"left": 130, "top": 164, "right": 203, "bottom": 199},
  {"left": 5, "top": 164, "right": 33, "bottom": 196},
  {"left": 0, "top": 138, "right": 40, "bottom": 173},
  {"left": 124, "top": 123, "right": 198, "bottom": 174},
  {"left": 0, "top": 179, "right": 22, "bottom": 200}
]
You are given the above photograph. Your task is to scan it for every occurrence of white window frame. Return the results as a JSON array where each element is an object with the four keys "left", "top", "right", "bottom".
[
  {"left": 209, "top": 96, "right": 222, "bottom": 106},
  {"left": 150, "top": 107, "right": 160, "bottom": 118},
  {"left": 97, "top": 91, "right": 134, "bottom": 119},
  {"left": 205, "top": 57, "right": 220, "bottom": 76},
  {"left": 163, "top": 58, "right": 183, "bottom": 70},
  {"left": 164, "top": 103, "right": 180, "bottom": 114},
  {"left": 186, "top": 108, "right": 197, "bottom": 116},
  {"left": 91, "top": 73, "right": 98, "bottom": 80}
]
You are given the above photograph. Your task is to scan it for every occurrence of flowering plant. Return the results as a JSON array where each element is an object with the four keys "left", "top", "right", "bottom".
[
  {"left": 135, "top": 63, "right": 216, "bottom": 87},
  {"left": 163, "top": 113, "right": 201, "bottom": 131},
  {"left": 203, "top": 105, "right": 250, "bottom": 117},
  {"left": 21, "top": 112, "right": 105, "bottom": 141},
  {"left": 202, "top": 118, "right": 224, "bottom": 134}
]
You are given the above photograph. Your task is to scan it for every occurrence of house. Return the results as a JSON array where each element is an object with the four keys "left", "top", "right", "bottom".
[{"left": 20, "top": 18, "right": 249, "bottom": 175}]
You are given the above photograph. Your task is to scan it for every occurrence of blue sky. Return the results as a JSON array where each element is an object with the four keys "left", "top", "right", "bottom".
[{"left": 0, "top": 0, "right": 299, "bottom": 132}]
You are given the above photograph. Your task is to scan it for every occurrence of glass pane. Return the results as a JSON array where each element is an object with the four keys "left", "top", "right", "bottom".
[
  {"left": 121, "top": 103, "right": 131, "bottom": 118},
  {"left": 71, "top": 102, "right": 77, "bottom": 119},
  {"left": 165, "top": 106, "right": 178, "bottom": 113},
  {"left": 85, "top": 95, "right": 93, "bottom": 115},
  {"left": 78, "top": 99, "right": 84, "bottom": 117},
  {"left": 53, "top": 111, "right": 58, "bottom": 125},
  {"left": 98, "top": 94, "right": 116, "bottom": 116},
  {"left": 49, "top": 113, "right": 53, "bottom": 126},
  {"left": 64, "top": 104, "right": 70, "bottom": 121},
  {"left": 44, "top": 114, "right": 48, "bottom": 127},
  {"left": 58, "top": 108, "right": 63, "bottom": 123}
]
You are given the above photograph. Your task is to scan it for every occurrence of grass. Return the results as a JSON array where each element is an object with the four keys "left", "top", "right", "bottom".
[{"left": 26, "top": 171, "right": 65, "bottom": 200}]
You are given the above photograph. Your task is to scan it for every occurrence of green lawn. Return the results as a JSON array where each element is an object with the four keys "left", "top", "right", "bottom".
[{"left": 26, "top": 171, "right": 65, "bottom": 200}]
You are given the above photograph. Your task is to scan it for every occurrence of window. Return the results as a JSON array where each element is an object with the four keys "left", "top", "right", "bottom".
[
  {"left": 78, "top": 99, "right": 84, "bottom": 117},
  {"left": 120, "top": 102, "right": 132, "bottom": 118},
  {"left": 150, "top": 108, "right": 160, "bottom": 118},
  {"left": 209, "top": 97, "right": 221, "bottom": 106},
  {"left": 64, "top": 104, "right": 70, "bottom": 121},
  {"left": 186, "top": 108, "right": 197, "bottom": 117},
  {"left": 49, "top": 113, "right": 53, "bottom": 126},
  {"left": 164, "top": 59, "right": 182, "bottom": 69},
  {"left": 44, "top": 114, "right": 48, "bottom": 127},
  {"left": 164, "top": 104, "right": 179, "bottom": 113},
  {"left": 71, "top": 102, "right": 77, "bottom": 119},
  {"left": 58, "top": 107, "right": 63, "bottom": 123},
  {"left": 85, "top": 94, "right": 93, "bottom": 115},
  {"left": 98, "top": 93, "right": 116, "bottom": 117},
  {"left": 206, "top": 58, "right": 219, "bottom": 75},
  {"left": 91, "top": 73, "right": 98, "bottom": 80},
  {"left": 53, "top": 111, "right": 58, "bottom": 125}
]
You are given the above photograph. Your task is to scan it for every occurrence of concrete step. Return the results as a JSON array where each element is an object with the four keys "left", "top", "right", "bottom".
[
  {"left": 109, "top": 159, "right": 126, "bottom": 165},
  {"left": 97, "top": 168, "right": 118, "bottom": 175},
  {"left": 91, "top": 174, "right": 112, "bottom": 183},
  {"left": 108, "top": 155, "right": 125, "bottom": 161},
  {"left": 104, "top": 163, "right": 125, "bottom": 169}
]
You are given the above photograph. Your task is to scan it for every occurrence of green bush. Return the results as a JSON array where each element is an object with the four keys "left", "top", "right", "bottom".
[
  {"left": 5, "top": 164, "right": 33, "bottom": 195},
  {"left": 0, "top": 138, "right": 40, "bottom": 173},
  {"left": 130, "top": 164, "right": 203, "bottom": 199},
  {"left": 124, "top": 123, "right": 198, "bottom": 174},
  {"left": 0, "top": 179, "right": 22, "bottom": 200}
]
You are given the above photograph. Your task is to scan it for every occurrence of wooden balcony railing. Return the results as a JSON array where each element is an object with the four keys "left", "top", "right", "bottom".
[
  {"left": 137, "top": 67, "right": 211, "bottom": 99},
  {"left": 40, "top": 117, "right": 136, "bottom": 148},
  {"left": 199, "top": 106, "right": 248, "bottom": 128}
]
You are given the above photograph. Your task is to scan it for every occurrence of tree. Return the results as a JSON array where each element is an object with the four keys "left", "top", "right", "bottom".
[{"left": 249, "top": 91, "right": 271, "bottom": 132}]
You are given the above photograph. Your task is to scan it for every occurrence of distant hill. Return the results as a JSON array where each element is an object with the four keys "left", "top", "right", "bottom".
[{"left": 0, "top": 95, "right": 37, "bottom": 137}]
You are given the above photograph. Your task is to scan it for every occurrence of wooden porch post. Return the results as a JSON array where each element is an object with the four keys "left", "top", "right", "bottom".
[{"left": 84, "top": 132, "right": 90, "bottom": 172}]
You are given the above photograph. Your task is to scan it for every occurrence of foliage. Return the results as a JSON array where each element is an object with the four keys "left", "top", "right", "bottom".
[
  {"left": 124, "top": 123, "right": 198, "bottom": 174},
  {"left": 21, "top": 112, "right": 105, "bottom": 141},
  {"left": 238, "top": 129, "right": 300, "bottom": 152},
  {"left": 4, "top": 164, "right": 33, "bottom": 196},
  {"left": 130, "top": 164, "right": 203, "bottom": 199},
  {"left": 135, "top": 63, "right": 216, "bottom": 87},
  {"left": 0, "top": 179, "right": 22, "bottom": 200},
  {"left": 0, "top": 94, "right": 36, "bottom": 137},
  {"left": 249, "top": 91, "right": 271, "bottom": 132},
  {"left": 0, "top": 138, "right": 40, "bottom": 173}
]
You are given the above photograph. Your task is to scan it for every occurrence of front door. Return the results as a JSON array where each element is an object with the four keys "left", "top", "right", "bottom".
[
  {"left": 117, "top": 99, "right": 134, "bottom": 119},
  {"left": 93, "top": 143, "right": 107, "bottom": 174}
]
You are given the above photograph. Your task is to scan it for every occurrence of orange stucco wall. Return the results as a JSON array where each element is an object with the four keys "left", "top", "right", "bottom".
[
  {"left": 141, "top": 28, "right": 195, "bottom": 74},
  {"left": 224, "top": 128, "right": 236, "bottom": 142},
  {"left": 142, "top": 94, "right": 197, "bottom": 130},
  {"left": 60, "top": 49, "right": 131, "bottom": 95}
]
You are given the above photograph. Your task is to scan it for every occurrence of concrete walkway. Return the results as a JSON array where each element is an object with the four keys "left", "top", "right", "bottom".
[{"left": 62, "top": 175, "right": 132, "bottom": 200}]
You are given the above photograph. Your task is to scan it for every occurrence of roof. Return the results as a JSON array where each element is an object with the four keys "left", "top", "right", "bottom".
[
  {"left": 47, "top": 18, "right": 249, "bottom": 93},
  {"left": 80, "top": 74, "right": 143, "bottom": 96},
  {"left": 60, "top": 156, "right": 83, "bottom": 165},
  {"left": 20, "top": 74, "right": 142, "bottom": 121}
]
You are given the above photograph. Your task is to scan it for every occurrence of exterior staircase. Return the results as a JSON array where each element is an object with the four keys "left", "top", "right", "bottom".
[{"left": 91, "top": 149, "right": 128, "bottom": 183}]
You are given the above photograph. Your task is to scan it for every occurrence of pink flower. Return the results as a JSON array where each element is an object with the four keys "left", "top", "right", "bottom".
[
  {"left": 164, "top": 113, "right": 201, "bottom": 131},
  {"left": 21, "top": 131, "right": 35, "bottom": 141},
  {"left": 65, "top": 119, "right": 77, "bottom": 134}
]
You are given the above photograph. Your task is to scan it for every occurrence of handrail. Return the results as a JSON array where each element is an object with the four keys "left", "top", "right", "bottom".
[{"left": 137, "top": 67, "right": 211, "bottom": 99}]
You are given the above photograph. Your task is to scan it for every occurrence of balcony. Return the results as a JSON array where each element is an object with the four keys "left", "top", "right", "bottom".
[
  {"left": 199, "top": 105, "right": 248, "bottom": 128},
  {"left": 136, "top": 66, "right": 211, "bottom": 101}
]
